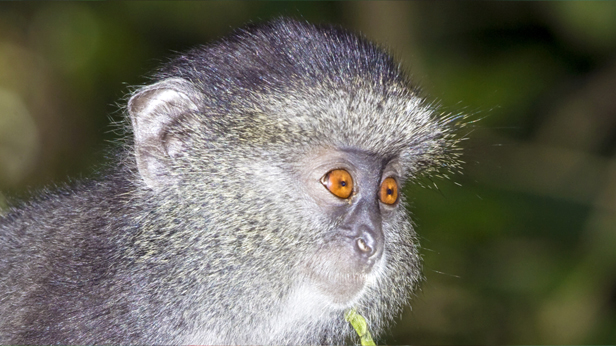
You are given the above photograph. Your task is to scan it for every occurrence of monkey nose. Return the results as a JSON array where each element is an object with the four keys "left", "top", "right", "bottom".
[
  {"left": 354, "top": 227, "right": 381, "bottom": 259},
  {"left": 356, "top": 238, "right": 373, "bottom": 254}
]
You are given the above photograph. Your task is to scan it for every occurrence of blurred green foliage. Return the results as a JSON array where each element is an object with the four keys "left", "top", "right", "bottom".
[{"left": 1, "top": 2, "right": 615, "bottom": 344}]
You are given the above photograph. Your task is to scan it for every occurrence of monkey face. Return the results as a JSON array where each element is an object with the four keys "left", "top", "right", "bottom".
[{"left": 296, "top": 148, "right": 404, "bottom": 306}]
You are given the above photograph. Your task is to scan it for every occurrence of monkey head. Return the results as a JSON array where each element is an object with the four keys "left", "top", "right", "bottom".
[{"left": 126, "top": 19, "right": 462, "bottom": 344}]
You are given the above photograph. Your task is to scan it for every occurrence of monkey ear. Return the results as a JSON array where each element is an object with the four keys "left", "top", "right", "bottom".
[{"left": 128, "top": 78, "right": 201, "bottom": 190}]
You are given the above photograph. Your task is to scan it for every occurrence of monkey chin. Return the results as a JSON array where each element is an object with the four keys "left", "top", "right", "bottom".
[{"left": 313, "top": 271, "right": 370, "bottom": 307}]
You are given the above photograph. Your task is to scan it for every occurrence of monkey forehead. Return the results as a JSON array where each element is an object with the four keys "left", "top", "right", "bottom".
[
  {"left": 267, "top": 82, "right": 436, "bottom": 146},
  {"left": 217, "top": 84, "right": 459, "bottom": 178}
]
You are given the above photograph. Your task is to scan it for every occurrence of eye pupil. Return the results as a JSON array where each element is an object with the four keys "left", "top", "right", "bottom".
[
  {"left": 387, "top": 188, "right": 393, "bottom": 195},
  {"left": 341, "top": 181, "right": 346, "bottom": 187}
]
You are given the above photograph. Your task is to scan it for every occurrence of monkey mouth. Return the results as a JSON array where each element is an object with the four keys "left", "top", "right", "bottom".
[
  {"left": 313, "top": 271, "right": 369, "bottom": 304},
  {"left": 303, "top": 248, "right": 376, "bottom": 305}
]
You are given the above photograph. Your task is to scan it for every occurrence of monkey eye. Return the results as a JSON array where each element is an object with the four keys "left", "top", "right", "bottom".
[
  {"left": 379, "top": 177, "right": 399, "bottom": 205},
  {"left": 321, "top": 169, "right": 354, "bottom": 199}
]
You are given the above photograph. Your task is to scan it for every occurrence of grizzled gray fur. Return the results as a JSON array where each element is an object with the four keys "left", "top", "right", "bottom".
[{"left": 0, "top": 19, "right": 463, "bottom": 344}]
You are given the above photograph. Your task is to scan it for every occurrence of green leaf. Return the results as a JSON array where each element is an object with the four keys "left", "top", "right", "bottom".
[{"left": 345, "top": 308, "right": 376, "bottom": 346}]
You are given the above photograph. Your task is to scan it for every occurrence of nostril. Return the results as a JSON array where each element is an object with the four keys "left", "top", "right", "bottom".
[
  {"left": 346, "top": 224, "right": 383, "bottom": 259},
  {"left": 356, "top": 237, "right": 372, "bottom": 254}
]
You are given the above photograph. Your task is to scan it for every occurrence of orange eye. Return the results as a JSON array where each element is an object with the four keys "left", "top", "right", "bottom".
[
  {"left": 321, "top": 169, "right": 354, "bottom": 199},
  {"left": 379, "top": 177, "right": 398, "bottom": 205}
]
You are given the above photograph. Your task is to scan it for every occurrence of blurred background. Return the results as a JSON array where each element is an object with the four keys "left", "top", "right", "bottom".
[{"left": 1, "top": 2, "right": 615, "bottom": 344}]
